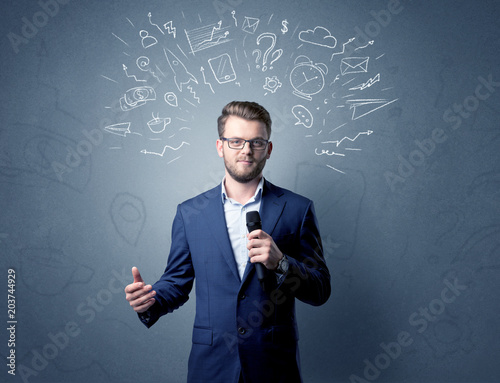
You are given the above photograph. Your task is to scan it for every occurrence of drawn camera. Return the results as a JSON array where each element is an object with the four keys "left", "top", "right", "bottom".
[{"left": 120, "top": 86, "right": 156, "bottom": 111}]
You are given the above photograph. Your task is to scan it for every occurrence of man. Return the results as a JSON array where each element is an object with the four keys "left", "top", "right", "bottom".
[{"left": 125, "top": 101, "right": 331, "bottom": 382}]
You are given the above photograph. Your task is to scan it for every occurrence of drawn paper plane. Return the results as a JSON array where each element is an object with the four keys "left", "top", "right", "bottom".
[
  {"left": 346, "top": 98, "right": 398, "bottom": 120},
  {"left": 104, "top": 122, "right": 132, "bottom": 137},
  {"left": 340, "top": 57, "right": 369, "bottom": 75},
  {"left": 163, "top": 48, "right": 198, "bottom": 92}
]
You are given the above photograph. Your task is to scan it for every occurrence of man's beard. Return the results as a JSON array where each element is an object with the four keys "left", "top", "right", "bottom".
[{"left": 224, "top": 155, "right": 267, "bottom": 184}]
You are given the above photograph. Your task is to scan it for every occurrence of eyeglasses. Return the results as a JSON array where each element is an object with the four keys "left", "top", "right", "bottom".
[{"left": 221, "top": 137, "right": 269, "bottom": 150}]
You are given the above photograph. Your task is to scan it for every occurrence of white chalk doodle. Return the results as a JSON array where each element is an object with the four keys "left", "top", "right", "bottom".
[
  {"left": 231, "top": 10, "right": 237, "bottom": 26},
  {"left": 242, "top": 16, "right": 260, "bottom": 34},
  {"left": 164, "top": 92, "right": 178, "bottom": 107},
  {"left": 104, "top": 122, "right": 132, "bottom": 137},
  {"left": 281, "top": 20, "right": 289, "bottom": 34},
  {"left": 200, "top": 66, "right": 215, "bottom": 93},
  {"left": 298, "top": 26, "right": 337, "bottom": 48},
  {"left": 101, "top": 74, "right": 118, "bottom": 84},
  {"left": 163, "top": 48, "right": 198, "bottom": 91},
  {"left": 185, "top": 21, "right": 230, "bottom": 54},
  {"left": 346, "top": 98, "right": 399, "bottom": 120},
  {"left": 136, "top": 56, "right": 161, "bottom": 82},
  {"left": 208, "top": 53, "right": 236, "bottom": 84},
  {"left": 322, "top": 130, "right": 373, "bottom": 147},
  {"left": 252, "top": 49, "right": 262, "bottom": 69},
  {"left": 263, "top": 76, "right": 282, "bottom": 94},
  {"left": 148, "top": 12, "right": 164, "bottom": 35},
  {"left": 289, "top": 55, "right": 328, "bottom": 100},
  {"left": 139, "top": 29, "right": 158, "bottom": 49},
  {"left": 315, "top": 148, "right": 345, "bottom": 156},
  {"left": 164, "top": 21, "right": 176, "bottom": 38},
  {"left": 123, "top": 64, "right": 146, "bottom": 82},
  {"left": 147, "top": 113, "right": 171, "bottom": 133},
  {"left": 355, "top": 40, "right": 374, "bottom": 51},
  {"left": 292, "top": 105, "right": 314, "bottom": 128},
  {"left": 120, "top": 86, "right": 156, "bottom": 111},
  {"left": 102, "top": 9, "right": 399, "bottom": 174},
  {"left": 330, "top": 37, "right": 355, "bottom": 60},
  {"left": 187, "top": 85, "right": 200, "bottom": 103},
  {"left": 326, "top": 164, "right": 346, "bottom": 174},
  {"left": 340, "top": 57, "right": 369, "bottom": 75},
  {"left": 140, "top": 141, "right": 190, "bottom": 157},
  {"left": 112, "top": 32, "right": 129, "bottom": 47},
  {"left": 349, "top": 73, "right": 380, "bottom": 91},
  {"left": 256, "top": 33, "right": 282, "bottom": 71}
]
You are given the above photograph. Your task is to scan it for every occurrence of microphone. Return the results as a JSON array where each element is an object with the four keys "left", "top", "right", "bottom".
[{"left": 246, "top": 211, "right": 266, "bottom": 288}]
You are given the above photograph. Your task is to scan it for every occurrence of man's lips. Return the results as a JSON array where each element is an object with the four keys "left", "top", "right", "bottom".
[{"left": 238, "top": 159, "right": 253, "bottom": 165}]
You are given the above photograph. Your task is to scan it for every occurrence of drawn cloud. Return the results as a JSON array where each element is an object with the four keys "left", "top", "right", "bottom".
[{"left": 299, "top": 26, "right": 337, "bottom": 48}]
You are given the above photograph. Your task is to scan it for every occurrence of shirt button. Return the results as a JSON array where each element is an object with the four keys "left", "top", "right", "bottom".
[
  {"left": 239, "top": 294, "right": 246, "bottom": 300},
  {"left": 238, "top": 327, "right": 247, "bottom": 335}
]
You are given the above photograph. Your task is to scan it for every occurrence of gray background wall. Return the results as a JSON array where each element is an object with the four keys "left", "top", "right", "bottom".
[{"left": 1, "top": 0, "right": 499, "bottom": 382}]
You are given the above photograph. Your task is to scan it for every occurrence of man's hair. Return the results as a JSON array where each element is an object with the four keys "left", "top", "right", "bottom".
[{"left": 217, "top": 101, "right": 272, "bottom": 139}]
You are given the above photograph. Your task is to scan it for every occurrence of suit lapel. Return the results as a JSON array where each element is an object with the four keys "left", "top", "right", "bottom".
[
  {"left": 260, "top": 180, "right": 286, "bottom": 236},
  {"left": 204, "top": 185, "right": 241, "bottom": 282}
]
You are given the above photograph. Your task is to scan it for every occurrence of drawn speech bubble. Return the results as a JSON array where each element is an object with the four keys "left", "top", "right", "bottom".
[{"left": 292, "top": 105, "right": 314, "bottom": 128}]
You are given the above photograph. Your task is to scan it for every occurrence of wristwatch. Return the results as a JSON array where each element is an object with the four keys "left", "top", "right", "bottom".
[{"left": 276, "top": 255, "right": 289, "bottom": 274}]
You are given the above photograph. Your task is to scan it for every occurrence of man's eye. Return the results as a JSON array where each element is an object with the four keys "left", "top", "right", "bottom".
[
  {"left": 252, "top": 140, "right": 265, "bottom": 147},
  {"left": 230, "top": 139, "right": 243, "bottom": 145}
]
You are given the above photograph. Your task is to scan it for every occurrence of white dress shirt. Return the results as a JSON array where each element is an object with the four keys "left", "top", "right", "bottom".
[{"left": 221, "top": 177, "right": 264, "bottom": 281}]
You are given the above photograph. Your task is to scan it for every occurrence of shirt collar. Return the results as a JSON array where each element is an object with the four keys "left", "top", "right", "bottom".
[{"left": 221, "top": 176, "right": 265, "bottom": 204}]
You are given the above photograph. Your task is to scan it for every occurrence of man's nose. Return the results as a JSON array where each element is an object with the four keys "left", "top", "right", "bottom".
[{"left": 240, "top": 141, "right": 253, "bottom": 154}]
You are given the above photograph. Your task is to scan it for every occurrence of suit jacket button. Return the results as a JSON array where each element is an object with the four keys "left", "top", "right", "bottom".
[
  {"left": 239, "top": 294, "right": 246, "bottom": 300},
  {"left": 238, "top": 327, "right": 246, "bottom": 335}
]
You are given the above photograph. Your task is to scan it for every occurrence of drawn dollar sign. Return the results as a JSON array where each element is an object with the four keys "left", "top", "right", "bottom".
[{"left": 281, "top": 19, "right": 288, "bottom": 34}]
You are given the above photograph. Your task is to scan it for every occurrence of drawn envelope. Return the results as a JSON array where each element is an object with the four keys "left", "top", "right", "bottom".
[
  {"left": 340, "top": 57, "right": 369, "bottom": 75},
  {"left": 242, "top": 16, "right": 260, "bottom": 34}
]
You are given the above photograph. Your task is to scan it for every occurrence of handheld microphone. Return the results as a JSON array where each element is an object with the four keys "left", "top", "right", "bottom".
[{"left": 246, "top": 211, "right": 266, "bottom": 288}]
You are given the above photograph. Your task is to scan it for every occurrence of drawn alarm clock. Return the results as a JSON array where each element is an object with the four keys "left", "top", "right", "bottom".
[{"left": 289, "top": 55, "right": 328, "bottom": 101}]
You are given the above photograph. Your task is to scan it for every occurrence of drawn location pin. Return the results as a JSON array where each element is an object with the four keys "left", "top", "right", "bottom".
[
  {"left": 110, "top": 193, "right": 146, "bottom": 246},
  {"left": 164, "top": 92, "right": 178, "bottom": 107}
]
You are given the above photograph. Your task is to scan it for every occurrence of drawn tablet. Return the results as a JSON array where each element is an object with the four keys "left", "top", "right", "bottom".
[{"left": 208, "top": 53, "right": 236, "bottom": 84}]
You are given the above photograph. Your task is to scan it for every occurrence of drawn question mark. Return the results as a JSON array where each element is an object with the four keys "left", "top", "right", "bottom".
[
  {"left": 252, "top": 49, "right": 262, "bottom": 69},
  {"left": 269, "top": 48, "right": 283, "bottom": 69},
  {"left": 257, "top": 32, "right": 277, "bottom": 71}
]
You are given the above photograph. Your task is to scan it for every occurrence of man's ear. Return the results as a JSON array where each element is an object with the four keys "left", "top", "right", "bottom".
[
  {"left": 216, "top": 139, "right": 224, "bottom": 158},
  {"left": 266, "top": 141, "right": 273, "bottom": 159}
]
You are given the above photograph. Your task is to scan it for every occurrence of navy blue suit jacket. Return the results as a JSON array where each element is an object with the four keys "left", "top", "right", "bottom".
[{"left": 142, "top": 180, "right": 331, "bottom": 382}]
